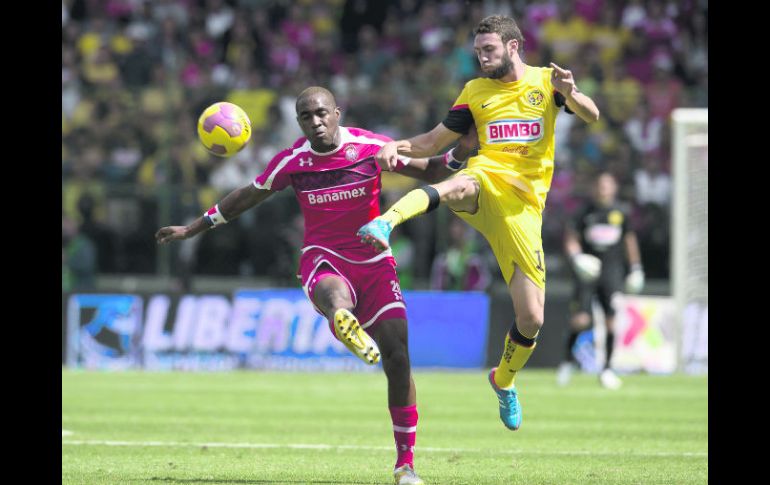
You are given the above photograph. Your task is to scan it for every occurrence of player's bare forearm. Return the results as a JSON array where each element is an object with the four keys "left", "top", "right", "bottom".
[
  {"left": 378, "top": 123, "right": 461, "bottom": 171},
  {"left": 393, "top": 135, "right": 436, "bottom": 158},
  {"left": 564, "top": 91, "right": 600, "bottom": 123},
  {"left": 155, "top": 184, "right": 274, "bottom": 244},
  {"left": 399, "top": 124, "right": 461, "bottom": 158},
  {"left": 218, "top": 184, "right": 274, "bottom": 220}
]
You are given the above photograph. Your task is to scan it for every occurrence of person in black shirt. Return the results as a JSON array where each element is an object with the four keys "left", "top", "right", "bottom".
[{"left": 558, "top": 171, "right": 644, "bottom": 389}]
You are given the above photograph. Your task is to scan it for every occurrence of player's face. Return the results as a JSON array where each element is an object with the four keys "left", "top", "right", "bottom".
[
  {"left": 474, "top": 33, "right": 516, "bottom": 79},
  {"left": 296, "top": 94, "right": 341, "bottom": 150},
  {"left": 595, "top": 174, "right": 618, "bottom": 206}
]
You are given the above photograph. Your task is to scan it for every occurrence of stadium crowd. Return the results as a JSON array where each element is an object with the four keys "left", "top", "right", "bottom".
[{"left": 62, "top": 0, "right": 707, "bottom": 291}]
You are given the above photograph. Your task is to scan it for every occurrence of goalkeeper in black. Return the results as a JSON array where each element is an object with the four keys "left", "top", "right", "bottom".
[{"left": 557, "top": 171, "right": 644, "bottom": 390}]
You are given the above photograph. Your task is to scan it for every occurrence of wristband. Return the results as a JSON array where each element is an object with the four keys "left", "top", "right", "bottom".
[
  {"left": 203, "top": 204, "right": 228, "bottom": 227},
  {"left": 443, "top": 148, "right": 466, "bottom": 171}
]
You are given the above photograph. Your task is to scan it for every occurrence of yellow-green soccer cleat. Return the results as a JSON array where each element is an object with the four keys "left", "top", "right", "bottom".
[
  {"left": 393, "top": 464, "right": 424, "bottom": 485},
  {"left": 333, "top": 309, "right": 381, "bottom": 365}
]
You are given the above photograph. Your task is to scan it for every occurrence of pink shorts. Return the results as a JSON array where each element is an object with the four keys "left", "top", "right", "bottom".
[{"left": 298, "top": 246, "right": 408, "bottom": 334}]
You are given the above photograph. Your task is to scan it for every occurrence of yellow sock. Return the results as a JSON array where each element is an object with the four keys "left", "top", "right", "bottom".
[
  {"left": 380, "top": 189, "right": 431, "bottom": 227},
  {"left": 494, "top": 331, "right": 538, "bottom": 389}
]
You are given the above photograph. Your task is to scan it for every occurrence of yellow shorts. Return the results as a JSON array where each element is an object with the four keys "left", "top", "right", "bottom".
[{"left": 451, "top": 167, "right": 546, "bottom": 289}]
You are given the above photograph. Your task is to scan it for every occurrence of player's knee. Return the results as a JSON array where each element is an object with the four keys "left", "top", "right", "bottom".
[
  {"left": 316, "top": 288, "right": 353, "bottom": 317},
  {"left": 382, "top": 346, "right": 410, "bottom": 379},
  {"left": 440, "top": 176, "right": 477, "bottom": 204},
  {"left": 443, "top": 178, "right": 479, "bottom": 213}
]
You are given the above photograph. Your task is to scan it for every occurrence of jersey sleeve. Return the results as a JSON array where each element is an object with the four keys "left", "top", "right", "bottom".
[
  {"left": 253, "top": 147, "right": 295, "bottom": 191},
  {"left": 554, "top": 92, "right": 575, "bottom": 114},
  {"left": 441, "top": 83, "right": 474, "bottom": 134}
]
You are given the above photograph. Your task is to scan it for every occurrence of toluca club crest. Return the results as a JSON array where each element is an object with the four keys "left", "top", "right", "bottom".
[{"left": 345, "top": 145, "right": 358, "bottom": 162}]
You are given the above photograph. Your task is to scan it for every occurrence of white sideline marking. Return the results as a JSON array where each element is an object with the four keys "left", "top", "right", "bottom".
[
  {"left": 62, "top": 430, "right": 73, "bottom": 437},
  {"left": 60, "top": 439, "right": 707, "bottom": 458}
]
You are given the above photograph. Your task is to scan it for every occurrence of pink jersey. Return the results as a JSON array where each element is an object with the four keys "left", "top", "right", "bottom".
[{"left": 253, "top": 126, "right": 408, "bottom": 261}]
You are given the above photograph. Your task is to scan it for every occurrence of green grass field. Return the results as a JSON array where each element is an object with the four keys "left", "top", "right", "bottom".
[{"left": 62, "top": 369, "right": 707, "bottom": 485}]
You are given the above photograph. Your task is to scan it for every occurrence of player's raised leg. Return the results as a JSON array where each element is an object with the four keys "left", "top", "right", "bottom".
[
  {"left": 489, "top": 267, "right": 544, "bottom": 430},
  {"left": 370, "top": 319, "right": 424, "bottom": 485},
  {"left": 312, "top": 274, "right": 381, "bottom": 365},
  {"left": 358, "top": 175, "right": 479, "bottom": 252}
]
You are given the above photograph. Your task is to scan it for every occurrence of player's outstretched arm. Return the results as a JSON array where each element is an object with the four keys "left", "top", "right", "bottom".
[
  {"left": 550, "top": 63, "right": 600, "bottom": 124},
  {"left": 376, "top": 122, "right": 462, "bottom": 171},
  {"left": 155, "top": 184, "right": 274, "bottom": 244},
  {"left": 398, "top": 124, "right": 478, "bottom": 183}
]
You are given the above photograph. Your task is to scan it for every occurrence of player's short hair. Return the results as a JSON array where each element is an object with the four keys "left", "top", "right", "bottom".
[
  {"left": 296, "top": 86, "right": 337, "bottom": 112},
  {"left": 474, "top": 15, "right": 524, "bottom": 48}
]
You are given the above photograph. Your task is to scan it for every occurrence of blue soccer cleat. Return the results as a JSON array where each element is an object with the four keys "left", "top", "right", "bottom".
[
  {"left": 357, "top": 217, "right": 392, "bottom": 253},
  {"left": 488, "top": 367, "right": 522, "bottom": 430}
]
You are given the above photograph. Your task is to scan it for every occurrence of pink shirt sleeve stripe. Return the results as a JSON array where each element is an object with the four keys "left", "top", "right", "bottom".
[{"left": 254, "top": 140, "right": 309, "bottom": 190}]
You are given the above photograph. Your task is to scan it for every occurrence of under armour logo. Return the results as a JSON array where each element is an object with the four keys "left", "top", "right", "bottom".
[{"left": 298, "top": 156, "right": 313, "bottom": 167}]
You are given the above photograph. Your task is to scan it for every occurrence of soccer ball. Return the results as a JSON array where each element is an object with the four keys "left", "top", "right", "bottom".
[{"left": 197, "top": 102, "right": 252, "bottom": 157}]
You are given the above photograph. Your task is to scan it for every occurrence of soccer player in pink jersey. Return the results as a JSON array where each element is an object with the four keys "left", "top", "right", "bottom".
[{"left": 155, "top": 86, "right": 476, "bottom": 485}]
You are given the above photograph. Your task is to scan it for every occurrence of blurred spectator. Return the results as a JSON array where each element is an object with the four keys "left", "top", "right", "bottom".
[
  {"left": 645, "top": 61, "right": 684, "bottom": 121},
  {"left": 356, "top": 25, "right": 390, "bottom": 80},
  {"left": 600, "top": 60, "right": 643, "bottom": 124},
  {"left": 119, "top": 33, "right": 156, "bottom": 88},
  {"left": 82, "top": 44, "right": 121, "bottom": 88},
  {"left": 640, "top": 0, "right": 679, "bottom": 51},
  {"left": 620, "top": 0, "right": 647, "bottom": 29},
  {"left": 152, "top": 0, "right": 189, "bottom": 27},
  {"left": 77, "top": 194, "right": 116, "bottom": 273},
  {"left": 204, "top": 0, "right": 234, "bottom": 40},
  {"left": 590, "top": 5, "right": 629, "bottom": 71},
  {"left": 62, "top": 46, "right": 81, "bottom": 121},
  {"left": 430, "top": 217, "right": 491, "bottom": 292},
  {"left": 573, "top": 0, "right": 604, "bottom": 24},
  {"left": 624, "top": 104, "right": 663, "bottom": 157},
  {"left": 522, "top": 0, "right": 558, "bottom": 55},
  {"left": 634, "top": 156, "right": 672, "bottom": 208},
  {"left": 281, "top": 3, "right": 315, "bottom": 61},
  {"left": 62, "top": 214, "right": 97, "bottom": 291},
  {"left": 540, "top": 1, "right": 590, "bottom": 66},
  {"left": 622, "top": 27, "right": 656, "bottom": 84}
]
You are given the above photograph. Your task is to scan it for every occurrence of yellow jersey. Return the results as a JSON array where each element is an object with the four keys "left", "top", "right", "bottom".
[{"left": 443, "top": 65, "right": 570, "bottom": 210}]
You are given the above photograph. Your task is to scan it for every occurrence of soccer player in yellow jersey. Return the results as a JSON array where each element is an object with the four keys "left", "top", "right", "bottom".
[{"left": 357, "top": 15, "right": 600, "bottom": 431}]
